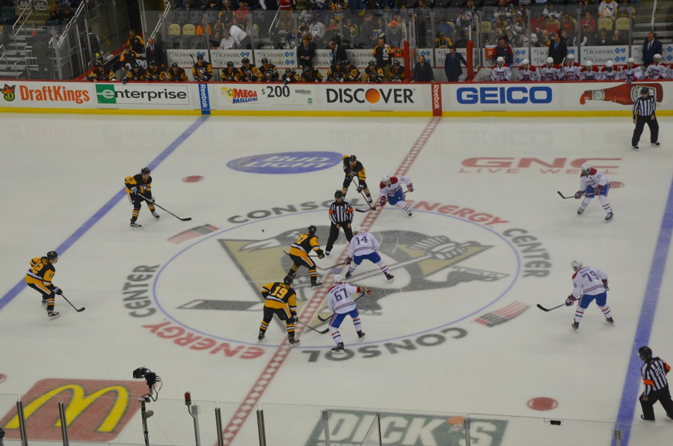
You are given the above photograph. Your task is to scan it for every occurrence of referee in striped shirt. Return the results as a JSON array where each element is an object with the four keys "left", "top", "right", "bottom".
[
  {"left": 325, "top": 190, "right": 354, "bottom": 256},
  {"left": 632, "top": 87, "right": 659, "bottom": 150},
  {"left": 638, "top": 346, "right": 673, "bottom": 421}
]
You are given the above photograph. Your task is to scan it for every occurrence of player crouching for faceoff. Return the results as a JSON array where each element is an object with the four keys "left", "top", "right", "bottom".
[
  {"left": 379, "top": 174, "right": 414, "bottom": 216},
  {"left": 346, "top": 227, "right": 394, "bottom": 282},
  {"left": 258, "top": 275, "right": 300, "bottom": 347},
  {"left": 287, "top": 225, "right": 324, "bottom": 287},
  {"left": 25, "top": 251, "right": 62, "bottom": 319},
  {"left": 575, "top": 163, "right": 614, "bottom": 222},
  {"left": 327, "top": 275, "right": 371, "bottom": 353},
  {"left": 566, "top": 260, "right": 614, "bottom": 331},
  {"left": 125, "top": 167, "right": 159, "bottom": 228}
]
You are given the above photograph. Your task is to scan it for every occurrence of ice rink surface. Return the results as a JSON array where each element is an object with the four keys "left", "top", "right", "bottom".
[{"left": 1, "top": 113, "right": 672, "bottom": 446}]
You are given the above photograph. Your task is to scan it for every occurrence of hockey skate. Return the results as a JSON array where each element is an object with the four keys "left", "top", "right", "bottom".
[
  {"left": 258, "top": 331, "right": 265, "bottom": 342},
  {"left": 345, "top": 271, "right": 352, "bottom": 279},
  {"left": 288, "top": 336, "right": 301, "bottom": 347},
  {"left": 571, "top": 321, "right": 579, "bottom": 331},
  {"left": 407, "top": 210, "right": 413, "bottom": 217},
  {"left": 325, "top": 250, "right": 330, "bottom": 257},
  {"left": 385, "top": 273, "right": 395, "bottom": 283},
  {"left": 130, "top": 220, "right": 142, "bottom": 228},
  {"left": 605, "top": 212, "right": 614, "bottom": 222},
  {"left": 48, "top": 311, "right": 60, "bottom": 320},
  {"left": 331, "top": 342, "right": 345, "bottom": 353},
  {"left": 606, "top": 317, "right": 615, "bottom": 325},
  {"left": 640, "top": 415, "right": 655, "bottom": 422},
  {"left": 357, "top": 331, "right": 366, "bottom": 342},
  {"left": 152, "top": 211, "right": 160, "bottom": 219},
  {"left": 577, "top": 208, "right": 584, "bottom": 215},
  {"left": 310, "top": 279, "right": 321, "bottom": 287},
  {"left": 652, "top": 142, "right": 660, "bottom": 147},
  {"left": 366, "top": 195, "right": 373, "bottom": 204},
  {"left": 632, "top": 145, "right": 639, "bottom": 151}
]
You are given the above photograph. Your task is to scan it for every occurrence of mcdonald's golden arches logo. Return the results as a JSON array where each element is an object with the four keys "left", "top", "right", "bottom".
[{"left": 0, "top": 378, "right": 149, "bottom": 441}]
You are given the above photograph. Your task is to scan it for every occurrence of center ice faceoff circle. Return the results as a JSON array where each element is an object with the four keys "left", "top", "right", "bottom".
[{"left": 152, "top": 209, "right": 521, "bottom": 348}]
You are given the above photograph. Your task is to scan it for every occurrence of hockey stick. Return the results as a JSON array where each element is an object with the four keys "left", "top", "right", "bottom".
[
  {"left": 137, "top": 194, "right": 192, "bottom": 221},
  {"left": 296, "top": 319, "right": 329, "bottom": 335},
  {"left": 352, "top": 177, "right": 376, "bottom": 210},
  {"left": 557, "top": 191, "right": 583, "bottom": 200},
  {"left": 355, "top": 190, "right": 409, "bottom": 213},
  {"left": 536, "top": 303, "right": 565, "bottom": 312},
  {"left": 61, "top": 293, "right": 86, "bottom": 312},
  {"left": 317, "top": 292, "right": 367, "bottom": 322},
  {"left": 283, "top": 251, "right": 346, "bottom": 271}
]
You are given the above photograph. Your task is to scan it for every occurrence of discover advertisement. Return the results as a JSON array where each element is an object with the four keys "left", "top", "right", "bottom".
[{"left": 322, "top": 84, "right": 427, "bottom": 111}]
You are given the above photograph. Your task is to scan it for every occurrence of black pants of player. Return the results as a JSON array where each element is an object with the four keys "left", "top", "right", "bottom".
[
  {"left": 326, "top": 223, "right": 353, "bottom": 253},
  {"left": 128, "top": 192, "right": 155, "bottom": 222},
  {"left": 27, "top": 282, "right": 55, "bottom": 311},
  {"left": 640, "top": 385, "right": 673, "bottom": 420},
  {"left": 260, "top": 306, "right": 295, "bottom": 338},
  {"left": 632, "top": 115, "right": 659, "bottom": 146},
  {"left": 343, "top": 176, "right": 369, "bottom": 195}
]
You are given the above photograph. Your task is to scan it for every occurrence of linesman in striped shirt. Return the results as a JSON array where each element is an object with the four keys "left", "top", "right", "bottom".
[
  {"left": 632, "top": 87, "right": 660, "bottom": 150},
  {"left": 325, "top": 190, "right": 354, "bottom": 256},
  {"left": 638, "top": 346, "right": 673, "bottom": 421}
]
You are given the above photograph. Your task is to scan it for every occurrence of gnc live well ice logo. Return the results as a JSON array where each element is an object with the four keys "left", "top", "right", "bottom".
[
  {"left": 227, "top": 151, "right": 343, "bottom": 174},
  {"left": 0, "top": 378, "right": 148, "bottom": 441}
]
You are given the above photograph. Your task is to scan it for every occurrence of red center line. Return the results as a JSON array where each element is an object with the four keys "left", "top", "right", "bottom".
[{"left": 220, "top": 117, "right": 441, "bottom": 445}]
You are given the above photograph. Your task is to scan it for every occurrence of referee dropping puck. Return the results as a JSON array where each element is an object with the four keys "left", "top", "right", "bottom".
[
  {"left": 632, "top": 87, "right": 659, "bottom": 150},
  {"left": 325, "top": 190, "right": 354, "bottom": 256},
  {"left": 638, "top": 346, "right": 673, "bottom": 421}
]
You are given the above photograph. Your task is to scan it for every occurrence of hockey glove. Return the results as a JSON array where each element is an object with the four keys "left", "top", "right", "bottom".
[
  {"left": 565, "top": 295, "right": 576, "bottom": 306},
  {"left": 53, "top": 287, "right": 63, "bottom": 295},
  {"left": 408, "top": 183, "right": 414, "bottom": 193},
  {"left": 602, "top": 280, "right": 609, "bottom": 291},
  {"left": 346, "top": 257, "right": 352, "bottom": 265},
  {"left": 574, "top": 192, "right": 583, "bottom": 199},
  {"left": 363, "top": 287, "right": 372, "bottom": 295},
  {"left": 378, "top": 197, "right": 387, "bottom": 207},
  {"left": 147, "top": 196, "right": 155, "bottom": 204},
  {"left": 356, "top": 185, "right": 363, "bottom": 193},
  {"left": 130, "top": 187, "right": 138, "bottom": 195},
  {"left": 291, "top": 314, "right": 298, "bottom": 323},
  {"left": 316, "top": 250, "right": 325, "bottom": 259}
]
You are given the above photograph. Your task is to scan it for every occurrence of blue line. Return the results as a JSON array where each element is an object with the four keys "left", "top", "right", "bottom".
[
  {"left": 0, "top": 116, "right": 209, "bottom": 312},
  {"left": 613, "top": 175, "right": 673, "bottom": 445}
]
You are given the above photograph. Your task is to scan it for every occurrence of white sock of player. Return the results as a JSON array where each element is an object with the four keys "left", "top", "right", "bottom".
[
  {"left": 598, "top": 195, "right": 613, "bottom": 214},
  {"left": 353, "top": 316, "right": 362, "bottom": 332},
  {"left": 347, "top": 265, "right": 356, "bottom": 275},
  {"left": 329, "top": 326, "right": 343, "bottom": 344},
  {"left": 396, "top": 201, "right": 411, "bottom": 214},
  {"left": 599, "top": 305, "right": 612, "bottom": 319},
  {"left": 375, "top": 260, "right": 390, "bottom": 274},
  {"left": 574, "top": 308, "right": 585, "bottom": 323},
  {"left": 580, "top": 196, "right": 592, "bottom": 211}
]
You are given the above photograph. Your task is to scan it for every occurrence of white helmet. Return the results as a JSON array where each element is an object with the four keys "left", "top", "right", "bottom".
[
  {"left": 571, "top": 260, "right": 583, "bottom": 271},
  {"left": 567, "top": 54, "right": 575, "bottom": 60},
  {"left": 654, "top": 54, "right": 662, "bottom": 60},
  {"left": 381, "top": 175, "right": 391, "bottom": 184},
  {"left": 546, "top": 57, "right": 553, "bottom": 64},
  {"left": 496, "top": 56, "right": 505, "bottom": 64},
  {"left": 581, "top": 162, "right": 591, "bottom": 173},
  {"left": 522, "top": 58, "right": 530, "bottom": 65},
  {"left": 585, "top": 60, "right": 593, "bottom": 67},
  {"left": 352, "top": 226, "right": 363, "bottom": 235},
  {"left": 333, "top": 274, "right": 344, "bottom": 284},
  {"left": 606, "top": 60, "right": 614, "bottom": 68},
  {"left": 627, "top": 57, "right": 635, "bottom": 64}
]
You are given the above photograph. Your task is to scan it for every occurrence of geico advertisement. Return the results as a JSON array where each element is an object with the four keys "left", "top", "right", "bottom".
[
  {"left": 444, "top": 84, "right": 557, "bottom": 109},
  {"left": 95, "top": 84, "right": 191, "bottom": 106},
  {"left": 323, "top": 85, "right": 424, "bottom": 110},
  {"left": 209, "top": 83, "right": 316, "bottom": 108}
]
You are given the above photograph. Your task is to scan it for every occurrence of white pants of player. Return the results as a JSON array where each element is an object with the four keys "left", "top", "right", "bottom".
[{"left": 580, "top": 195, "right": 612, "bottom": 215}]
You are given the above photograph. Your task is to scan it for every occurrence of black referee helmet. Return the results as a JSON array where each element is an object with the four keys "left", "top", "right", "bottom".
[
  {"left": 640, "top": 87, "right": 650, "bottom": 96},
  {"left": 639, "top": 346, "right": 653, "bottom": 360},
  {"left": 335, "top": 190, "right": 344, "bottom": 199}
]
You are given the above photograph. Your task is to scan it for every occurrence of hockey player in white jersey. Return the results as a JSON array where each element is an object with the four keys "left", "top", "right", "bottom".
[
  {"left": 622, "top": 58, "right": 643, "bottom": 82},
  {"left": 379, "top": 174, "right": 413, "bottom": 216},
  {"left": 601, "top": 61, "right": 622, "bottom": 80},
  {"left": 565, "top": 260, "right": 614, "bottom": 331},
  {"left": 575, "top": 163, "right": 614, "bottom": 221},
  {"left": 491, "top": 57, "right": 512, "bottom": 82},
  {"left": 326, "top": 275, "right": 371, "bottom": 353},
  {"left": 645, "top": 54, "right": 668, "bottom": 80},
  {"left": 560, "top": 54, "right": 581, "bottom": 81},
  {"left": 540, "top": 57, "right": 560, "bottom": 81},
  {"left": 346, "top": 227, "right": 394, "bottom": 282},
  {"left": 580, "top": 60, "right": 601, "bottom": 80},
  {"left": 517, "top": 59, "right": 538, "bottom": 81}
]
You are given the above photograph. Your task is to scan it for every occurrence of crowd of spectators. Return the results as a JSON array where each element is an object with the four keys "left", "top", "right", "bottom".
[{"left": 46, "top": 1, "right": 80, "bottom": 26}]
